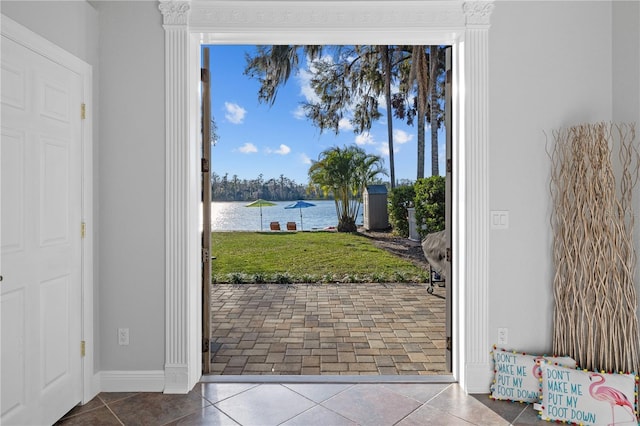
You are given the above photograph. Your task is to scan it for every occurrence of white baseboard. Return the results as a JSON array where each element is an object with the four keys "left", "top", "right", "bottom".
[
  {"left": 463, "top": 362, "right": 493, "bottom": 394},
  {"left": 99, "top": 370, "right": 165, "bottom": 392}
]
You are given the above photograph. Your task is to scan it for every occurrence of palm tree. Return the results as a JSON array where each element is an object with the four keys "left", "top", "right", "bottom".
[
  {"left": 380, "top": 45, "right": 396, "bottom": 188},
  {"left": 429, "top": 45, "right": 440, "bottom": 177},
  {"left": 408, "top": 45, "right": 429, "bottom": 180},
  {"left": 393, "top": 45, "right": 445, "bottom": 179},
  {"left": 308, "top": 145, "right": 387, "bottom": 232}
]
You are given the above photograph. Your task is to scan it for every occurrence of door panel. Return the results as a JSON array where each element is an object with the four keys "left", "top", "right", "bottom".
[
  {"left": 445, "top": 46, "right": 453, "bottom": 371},
  {"left": 1, "top": 34, "right": 83, "bottom": 425},
  {"left": 201, "top": 47, "right": 212, "bottom": 374},
  {"left": 0, "top": 288, "right": 27, "bottom": 417},
  {"left": 40, "top": 138, "right": 70, "bottom": 246},
  {"left": 41, "top": 275, "right": 71, "bottom": 389},
  {"left": 1, "top": 128, "right": 25, "bottom": 253}
]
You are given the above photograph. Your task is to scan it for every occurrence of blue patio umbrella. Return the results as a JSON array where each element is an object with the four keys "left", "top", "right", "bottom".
[{"left": 284, "top": 200, "right": 316, "bottom": 230}]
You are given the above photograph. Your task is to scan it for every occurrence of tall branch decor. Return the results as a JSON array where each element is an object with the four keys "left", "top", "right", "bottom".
[{"left": 550, "top": 122, "right": 640, "bottom": 373}]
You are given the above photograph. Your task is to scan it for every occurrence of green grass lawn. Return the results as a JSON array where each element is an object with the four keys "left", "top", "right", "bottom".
[{"left": 211, "top": 231, "right": 429, "bottom": 284}]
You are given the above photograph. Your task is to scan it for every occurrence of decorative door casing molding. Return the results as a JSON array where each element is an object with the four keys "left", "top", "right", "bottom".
[{"left": 159, "top": 0, "right": 493, "bottom": 394}]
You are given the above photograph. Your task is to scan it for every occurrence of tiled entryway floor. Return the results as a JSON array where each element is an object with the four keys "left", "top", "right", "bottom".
[
  {"left": 210, "top": 283, "right": 447, "bottom": 375},
  {"left": 57, "top": 382, "right": 550, "bottom": 425}
]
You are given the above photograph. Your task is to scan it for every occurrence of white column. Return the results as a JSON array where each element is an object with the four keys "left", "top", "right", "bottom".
[
  {"left": 159, "top": 0, "right": 197, "bottom": 394},
  {"left": 462, "top": 0, "right": 494, "bottom": 393}
]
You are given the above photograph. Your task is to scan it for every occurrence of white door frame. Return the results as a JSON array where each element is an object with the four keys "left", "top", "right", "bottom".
[
  {"left": 1, "top": 15, "right": 96, "bottom": 404},
  {"left": 159, "top": 0, "right": 494, "bottom": 394}
]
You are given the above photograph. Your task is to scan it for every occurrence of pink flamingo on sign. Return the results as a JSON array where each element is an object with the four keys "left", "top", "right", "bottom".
[
  {"left": 532, "top": 357, "right": 543, "bottom": 379},
  {"left": 589, "top": 373, "right": 637, "bottom": 425}
]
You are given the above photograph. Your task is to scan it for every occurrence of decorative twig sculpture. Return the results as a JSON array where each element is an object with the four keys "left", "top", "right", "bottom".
[{"left": 550, "top": 122, "right": 640, "bottom": 373}]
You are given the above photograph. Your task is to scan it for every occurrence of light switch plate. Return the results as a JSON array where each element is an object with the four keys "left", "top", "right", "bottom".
[{"left": 491, "top": 210, "right": 509, "bottom": 230}]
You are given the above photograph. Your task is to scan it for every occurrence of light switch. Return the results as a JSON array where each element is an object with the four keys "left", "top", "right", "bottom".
[{"left": 491, "top": 210, "right": 509, "bottom": 229}]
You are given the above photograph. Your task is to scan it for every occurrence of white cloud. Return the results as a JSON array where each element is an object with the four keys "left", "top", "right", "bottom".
[
  {"left": 224, "top": 102, "right": 246, "bottom": 124},
  {"left": 355, "top": 132, "right": 375, "bottom": 146},
  {"left": 297, "top": 67, "right": 320, "bottom": 104},
  {"left": 266, "top": 144, "right": 291, "bottom": 155},
  {"left": 377, "top": 141, "right": 401, "bottom": 157},
  {"left": 378, "top": 145, "right": 390, "bottom": 157},
  {"left": 237, "top": 142, "right": 257, "bottom": 154},
  {"left": 300, "top": 153, "right": 312, "bottom": 165},
  {"left": 393, "top": 129, "right": 413, "bottom": 144},
  {"left": 292, "top": 105, "right": 306, "bottom": 120},
  {"left": 276, "top": 144, "right": 291, "bottom": 155},
  {"left": 338, "top": 118, "right": 354, "bottom": 131}
]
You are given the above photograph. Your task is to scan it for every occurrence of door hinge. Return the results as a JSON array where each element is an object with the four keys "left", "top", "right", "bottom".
[
  {"left": 81, "top": 222, "right": 86, "bottom": 239},
  {"left": 202, "top": 248, "right": 210, "bottom": 264},
  {"left": 446, "top": 158, "right": 452, "bottom": 174},
  {"left": 202, "top": 337, "right": 210, "bottom": 353},
  {"left": 201, "top": 158, "right": 209, "bottom": 173},
  {"left": 446, "top": 336, "right": 452, "bottom": 351},
  {"left": 81, "top": 103, "right": 86, "bottom": 120},
  {"left": 446, "top": 247, "right": 451, "bottom": 262},
  {"left": 81, "top": 340, "right": 86, "bottom": 357}
]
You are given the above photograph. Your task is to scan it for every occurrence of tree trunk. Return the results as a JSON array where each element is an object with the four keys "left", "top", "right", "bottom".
[
  {"left": 417, "top": 97, "right": 426, "bottom": 180},
  {"left": 429, "top": 45, "right": 439, "bottom": 177},
  {"left": 382, "top": 45, "right": 395, "bottom": 188},
  {"left": 413, "top": 46, "right": 427, "bottom": 180}
]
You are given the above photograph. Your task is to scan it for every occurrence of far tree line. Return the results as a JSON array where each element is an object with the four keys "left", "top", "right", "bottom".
[
  {"left": 211, "top": 172, "right": 328, "bottom": 201},
  {"left": 210, "top": 169, "right": 414, "bottom": 203}
]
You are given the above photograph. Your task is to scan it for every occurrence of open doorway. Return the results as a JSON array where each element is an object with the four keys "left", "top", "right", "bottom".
[
  {"left": 161, "top": 0, "right": 494, "bottom": 394},
  {"left": 200, "top": 44, "right": 453, "bottom": 377}
]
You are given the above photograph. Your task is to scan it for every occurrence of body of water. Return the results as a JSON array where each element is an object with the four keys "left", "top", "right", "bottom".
[{"left": 211, "top": 200, "right": 364, "bottom": 231}]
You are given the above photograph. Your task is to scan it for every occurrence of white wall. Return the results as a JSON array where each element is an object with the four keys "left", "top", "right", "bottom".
[
  {"left": 1, "top": 0, "right": 103, "bottom": 371},
  {"left": 613, "top": 1, "right": 640, "bottom": 124},
  {"left": 488, "top": 1, "right": 613, "bottom": 353},
  {"left": 612, "top": 1, "right": 640, "bottom": 323},
  {"left": 2, "top": 1, "right": 166, "bottom": 373},
  {"left": 1, "top": 1, "right": 99, "bottom": 66},
  {"left": 94, "top": 1, "right": 166, "bottom": 371}
]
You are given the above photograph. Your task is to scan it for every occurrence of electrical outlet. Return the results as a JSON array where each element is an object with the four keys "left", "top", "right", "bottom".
[
  {"left": 497, "top": 327, "right": 508, "bottom": 345},
  {"left": 118, "top": 328, "right": 129, "bottom": 346}
]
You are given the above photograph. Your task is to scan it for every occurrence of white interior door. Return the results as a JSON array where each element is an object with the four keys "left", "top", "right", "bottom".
[{"left": 1, "top": 33, "right": 83, "bottom": 425}]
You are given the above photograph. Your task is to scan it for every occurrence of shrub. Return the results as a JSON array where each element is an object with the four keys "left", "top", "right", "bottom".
[
  {"left": 388, "top": 184, "right": 416, "bottom": 237},
  {"left": 371, "top": 272, "right": 385, "bottom": 283},
  {"left": 300, "top": 274, "right": 317, "bottom": 283},
  {"left": 273, "top": 272, "right": 292, "bottom": 284},
  {"left": 229, "top": 272, "right": 244, "bottom": 284},
  {"left": 414, "top": 176, "right": 445, "bottom": 239},
  {"left": 321, "top": 273, "right": 334, "bottom": 283}
]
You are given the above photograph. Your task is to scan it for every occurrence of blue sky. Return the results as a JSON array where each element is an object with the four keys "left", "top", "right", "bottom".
[{"left": 206, "top": 45, "right": 445, "bottom": 185}]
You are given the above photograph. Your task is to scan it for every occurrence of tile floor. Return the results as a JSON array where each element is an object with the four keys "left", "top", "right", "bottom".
[
  {"left": 210, "top": 283, "right": 446, "bottom": 375},
  {"left": 56, "top": 380, "right": 551, "bottom": 425}
]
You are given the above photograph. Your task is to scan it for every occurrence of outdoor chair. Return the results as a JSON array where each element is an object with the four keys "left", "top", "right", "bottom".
[
  {"left": 270, "top": 222, "right": 281, "bottom": 231},
  {"left": 286, "top": 222, "right": 297, "bottom": 231}
]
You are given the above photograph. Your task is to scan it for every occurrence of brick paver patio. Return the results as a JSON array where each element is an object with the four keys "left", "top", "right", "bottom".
[{"left": 210, "top": 282, "right": 447, "bottom": 375}]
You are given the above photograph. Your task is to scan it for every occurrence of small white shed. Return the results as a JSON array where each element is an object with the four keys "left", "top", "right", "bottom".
[{"left": 363, "top": 185, "right": 389, "bottom": 230}]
